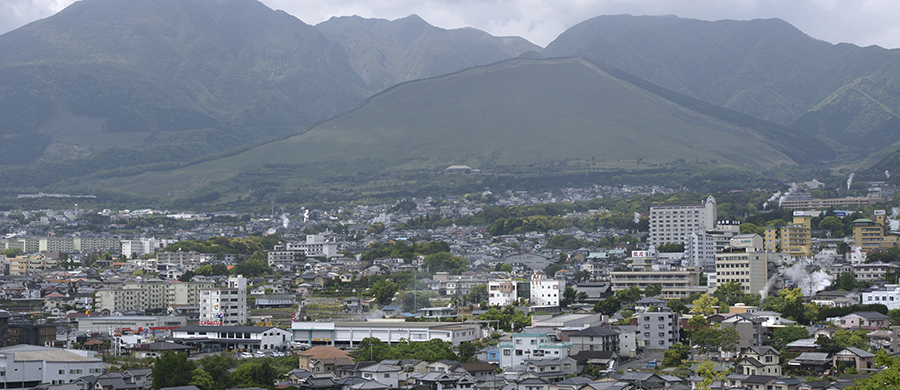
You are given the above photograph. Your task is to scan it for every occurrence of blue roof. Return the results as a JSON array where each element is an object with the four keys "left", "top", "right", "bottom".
[{"left": 383, "top": 305, "right": 401, "bottom": 311}]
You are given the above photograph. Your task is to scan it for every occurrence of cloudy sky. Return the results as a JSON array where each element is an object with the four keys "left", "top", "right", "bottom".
[{"left": 2, "top": 0, "right": 899, "bottom": 48}]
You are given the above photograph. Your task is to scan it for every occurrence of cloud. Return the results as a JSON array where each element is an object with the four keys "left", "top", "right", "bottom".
[{"left": 2, "top": 0, "right": 899, "bottom": 49}]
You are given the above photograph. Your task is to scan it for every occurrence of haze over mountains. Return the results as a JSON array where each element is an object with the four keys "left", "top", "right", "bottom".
[{"left": 1, "top": 0, "right": 900, "bottom": 202}]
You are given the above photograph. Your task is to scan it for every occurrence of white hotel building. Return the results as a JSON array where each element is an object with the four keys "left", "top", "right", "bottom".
[
  {"left": 0, "top": 345, "right": 104, "bottom": 388},
  {"left": 649, "top": 196, "right": 717, "bottom": 247},
  {"left": 199, "top": 275, "right": 247, "bottom": 326}
]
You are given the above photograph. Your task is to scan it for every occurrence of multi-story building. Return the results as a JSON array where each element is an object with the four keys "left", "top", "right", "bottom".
[
  {"left": 498, "top": 333, "right": 572, "bottom": 368},
  {"left": 610, "top": 267, "right": 704, "bottom": 299},
  {"left": 852, "top": 211, "right": 900, "bottom": 251},
  {"left": 121, "top": 238, "right": 177, "bottom": 259},
  {"left": 714, "top": 242, "right": 772, "bottom": 294},
  {"left": 637, "top": 309, "right": 679, "bottom": 349},
  {"left": 290, "top": 320, "right": 481, "bottom": 346},
  {"left": 488, "top": 280, "right": 517, "bottom": 306},
  {"left": 199, "top": 275, "right": 247, "bottom": 326},
  {"left": 172, "top": 325, "right": 291, "bottom": 351},
  {"left": 648, "top": 196, "right": 717, "bottom": 247},
  {"left": 269, "top": 235, "right": 338, "bottom": 264},
  {"left": 0, "top": 345, "right": 104, "bottom": 388},
  {"left": 764, "top": 212, "right": 812, "bottom": 257},
  {"left": 853, "top": 262, "right": 900, "bottom": 282},
  {"left": 530, "top": 273, "right": 564, "bottom": 308},
  {"left": 780, "top": 196, "right": 883, "bottom": 210},
  {"left": 862, "top": 284, "right": 900, "bottom": 310},
  {"left": 7, "top": 255, "right": 57, "bottom": 275},
  {"left": 568, "top": 326, "right": 621, "bottom": 355},
  {"left": 96, "top": 280, "right": 214, "bottom": 314}
]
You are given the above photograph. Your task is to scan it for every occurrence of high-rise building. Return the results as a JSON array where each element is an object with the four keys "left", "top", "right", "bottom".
[
  {"left": 199, "top": 275, "right": 247, "bottom": 326},
  {"left": 648, "top": 196, "right": 717, "bottom": 247},
  {"left": 715, "top": 240, "right": 773, "bottom": 294},
  {"left": 764, "top": 212, "right": 812, "bottom": 257},
  {"left": 96, "top": 280, "right": 213, "bottom": 314}
]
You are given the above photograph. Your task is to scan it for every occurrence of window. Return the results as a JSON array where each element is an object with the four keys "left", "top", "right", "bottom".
[
  {"left": 384, "top": 374, "right": 390, "bottom": 378},
  {"left": 503, "top": 350, "right": 511, "bottom": 356}
]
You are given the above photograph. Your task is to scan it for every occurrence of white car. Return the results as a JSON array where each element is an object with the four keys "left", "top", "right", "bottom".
[
  {"left": 254, "top": 351, "right": 266, "bottom": 358},
  {"left": 240, "top": 352, "right": 252, "bottom": 359}
]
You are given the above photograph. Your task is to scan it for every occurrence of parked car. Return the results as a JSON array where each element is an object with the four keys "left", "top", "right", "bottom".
[
  {"left": 254, "top": 351, "right": 266, "bottom": 358},
  {"left": 240, "top": 352, "right": 252, "bottom": 359}
]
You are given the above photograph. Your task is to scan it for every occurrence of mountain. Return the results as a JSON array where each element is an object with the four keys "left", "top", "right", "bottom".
[
  {"left": 0, "top": 0, "right": 369, "bottom": 165},
  {"left": 85, "top": 57, "right": 824, "bottom": 199},
  {"left": 316, "top": 14, "right": 541, "bottom": 91},
  {"left": 543, "top": 15, "right": 900, "bottom": 159}
]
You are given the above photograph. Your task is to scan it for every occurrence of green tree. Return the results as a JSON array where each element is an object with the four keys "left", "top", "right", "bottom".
[
  {"left": 152, "top": 352, "right": 196, "bottom": 389},
  {"left": 457, "top": 342, "right": 477, "bottom": 363},
  {"left": 615, "top": 286, "right": 642, "bottom": 304},
  {"left": 644, "top": 284, "right": 662, "bottom": 297},
  {"left": 718, "top": 326, "right": 740, "bottom": 353},
  {"left": 666, "top": 299, "right": 688, "bottom": 314},
  {"left": 231, "top": 259, "right": 271, "bottom": 277},
  {"left": 197, "top": 353, "right": 235, "bottom": 390},
  {"left": 466, "top": 284, "right": 487, "bottom": 305},
  {"left": 695, "top": 360, "right": 728, "bottom": 390},
  {"left": 499, "top": 263, "right": 513, "bottom": 272},
  {"left": 230, "top": 361, "right": 276, "bottom": 389},
  {"left": 561, "top": 286, "right": 577, "bottom": 307},
  {"left": 739, "top": 223, "right": 765, "bottom": 236},
  {"left": 576, "top": 291, "right": 589, "bottom": 303},
  {"left": 688, "top": 315, "right": 708, "bottom": 329},
  {"left": 818, "top": 216, "right": 845, "bottom": 237},
  {"left": 662, "top": 343, "right": 690, "bottom": 367},
  {"left": 692, "top": 328, "right": 720, "bottom": 353},
  {"left": 657, "top": 243, "right": 684, "bottom": 252},
  {"left": 771, "top": 326, "right": 810, "bottom": 350},
  {"left": 189, "top": 368, "right": 216, "bottom": 390},
  {"left": 593, "top": 296, "right": 620, "bottom": 315},
  {"left": 847, "top": 350, "right": 900, "bottom": 390},
  {"left": 691, "top": 294, "right": 719, "bottom": 316},
  {"left": 371, "top": 280, "right": 398, "bottom": 305},
  {"left": 178, "top": 271, "right": 195, "bottom": 282},
  {"left": 422, "top": 252, "right": 468, "bottom": 274},
  {"left": 713, "top": 281, "right": 746, "bottom": 306}
]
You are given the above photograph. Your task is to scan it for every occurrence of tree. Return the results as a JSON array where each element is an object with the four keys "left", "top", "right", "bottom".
[
  {"left": 713, "top": 281, "right": 746, "bottom": 306},
  {"left": 847, "top": 350, "right": 900, "bottom": 390},
  {"left": 644, "top": 284, "right": 662, "bottom": 298},
  {"left": 152, "top": 352, "right": 196, "bottom": 389},
  {"left": 692, "top": 328, "right": 720, "bottom": 353},
  {"left": 691, "top": 294, "right": 719, "bottom": 316},
  {"left": 466, "top": 284, "right": 487, "bottom": 305},
  {"left": 3, "top": 247, "right": 24, "bottom": 257},
  {"left": 499, "top": 263, "right": 513, "bottom": 272},
  {"left": 231, "top": 259, "right": 271, "bottom": 277},
  {"left": 178, "top": 271, "right": 196, "bottom": 282},
  {"left": 657, "top": 243, "right": 684, "bottom": 253},
  {"left": 371, "top": 280, "right": 398, "bottom": 305},
  {"left": 422, "top": 252, "right": 468, "bottom": 274},
  {"left": 593, "top": 296, "right": 620, "bottom": 315},
  {"left": 576, "top": 292, "right": 589, "bottom": 303},
  {"left": 688, "top": 315, "right": 708, "bottom": 329},
  {"left": 561, "top": 286, "right": 577, "bottom": 307},
  {"left": 230, "top": 361, "right": 276, "bottom": 389},
  {"left": 662, "top": 343, "right": 690, "bottom": 367},
  {"left": 190, "top": 368, "right": 216, "bottom": 390},
  {"left": 818, "top": 216, "right": 845, "bottom": 237},
  {"left": 771, "top": 326, "right": 810, "bottom": 350},
  {"left": 666, "top": 299, "right": 688, "bottom": 314},
  {"left": 718, "top": 326, "right": 740, "bottom": 354},
  {"left": 695, "top": 360, "right": 728, "bottom": 390},
  {"left": 457, "top": 342, "right": 477, "bottom": 363},
  {"left": 197, "top": 354, "right": 235, "bottom": 390},
  {"left": 615, "top": 286, "right": 642, "bottom": 304}
]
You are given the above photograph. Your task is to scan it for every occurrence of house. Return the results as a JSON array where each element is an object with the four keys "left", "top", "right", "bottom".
[
  {"left": 735, "top": 346, "right": 781, "bottom": 376},
  {"left": 719, "top": 313, "right": 766, "bottom": 348},
  {"left": 567, "top": 326, "right": 620, "bottom": 354},
  {"left": 412, "top": 372, "right": 477, "bottom": 390},
  {"left": 515, "top": 377, "right": 550, "bottom": 390},
  {"left": 523, "top": 358, "right": 578, "bottom": 383},
  {"left": 788, "top": 352, "right": 831, "bottom": 373},
  {"left": 359, "top": 362, "right": 401, "bottom": 388},
  {"left": 568, "top": 350, "right": 617, "bottom": 372},
  {"left": 458, "top": 363, "right": 496, "bottom": 382},
  {"left": 832, "top": 312, "right": 890, "bottom": 329},
  {"left": 833, "top": 347, "right": 875, "bottom": 372},
  {"left": 298, "top": 346, "right": 355, "bottom": 375}
]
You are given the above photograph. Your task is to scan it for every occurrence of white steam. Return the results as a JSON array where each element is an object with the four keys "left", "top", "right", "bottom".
[
  {"left": 847, "top": 173, "right": 855, "bottom": 190},
  {"left": 634, "top": 212, "right": 640, "bottom": 224},
  {"left": 281, "top": 213, "right": 290, "bottom": 229},
  {"left": 759, "top": 276, "right": 779, "bottom": 302},
  {"left": 783, "top": 263, "right": 833, "bottom": 296},
  {"left": 887, "top": 170, "right": 891, "bottom": 179}
]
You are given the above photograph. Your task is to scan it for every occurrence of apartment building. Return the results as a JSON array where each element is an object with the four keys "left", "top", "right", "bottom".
[
  {"left": 637, "top": 309, "right": 680, "bottom": 349},
  {"left": 488, "top": 279, "right": 517, "bottom": 306},
  {"left": 648, "top": 196, "right": 717, "bottom": 247},
  {"left": 199, "top": 275, "right": 247, "bottom": 326},
  {"left": 8, "top": 255, "right": 57, "bottom": 276},
  {"left": 530, "top": 273, "right": 564, "bottom": 308},
  {"left": 610, "top": 267, "right": 704, "bottom": 299},
  {"left": 96, "top": 280, "right": 213, "bottom": 314},
  {"left": 764, "top": 212, "right": 812, "bottom": 257},
  {"left": 498, "top": 333, "right": 573, "bottom": 368},
  {"left": 715, "top": 245, "right": 772, "bottom": 294},
  {"left": 121, "top": 238, "right": 177, "bottom": 259}
]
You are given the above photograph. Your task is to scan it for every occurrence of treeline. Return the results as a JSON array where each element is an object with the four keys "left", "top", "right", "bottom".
[
  {"left": 166, "top": 235, "right": 282, "bottom": 255},
  {"left": 358, "top": 241, "right": 450, "bottom": 262}
]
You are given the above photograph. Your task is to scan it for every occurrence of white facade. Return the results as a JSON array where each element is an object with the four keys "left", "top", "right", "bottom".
[
  {"left": 488, "top": 280, "right": 518, "bottom": 306},
  {"left": 199, "top": 275, "right": 247, "bottom": 326},
  {"left": 280, "top": 234, "right": 338, "bottom": 258},
  {"left": 0, "top": 345, "right": 104, "bottom": 388},
  {"left": 172, "top": 325, "right": 291, "bottom": 351},
  {"left": 290, "top": 320, "right": 481, "bottom": 346},
  {"left": 498, "top": 333, "right": 572, "bottom": 368},
  {"left": 530, "top": 273, "right": 564, "bottom": 308},
  {"left": 649, "top": 196, "right": 717, "bottom": 247},
  {"left": 862, "top": 284, "right": 900, "bottom": 310},
  {"left": 121, "top": 238, "right": 177, "bottom": 259}
]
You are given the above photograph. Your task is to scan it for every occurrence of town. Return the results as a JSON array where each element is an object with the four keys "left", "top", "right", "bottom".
[{"left": 1, "top": 181, "right": 900, "bottom": 390}]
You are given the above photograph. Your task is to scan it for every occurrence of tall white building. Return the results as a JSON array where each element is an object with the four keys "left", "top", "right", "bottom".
[
  {"left": 488, "top": 280, "right": 517, "bottom": 306},
  {"left": 649, "top": 196, "right": 717, "bottom": 247},
  {"left": 199, "top": 275, "right": 247, "bottom": 326},
  {"left": 121, "top": 237, "right": 177, "bottom": 259},
  {"left": 530, "top": 273, "right": 564, "bottom": 308}
]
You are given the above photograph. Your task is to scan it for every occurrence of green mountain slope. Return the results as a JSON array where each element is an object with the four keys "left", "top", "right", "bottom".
[
  {"left": 86, "top": 57, "right": 812, "bottom": 198},
  {"left": 317, "top": 14, "right": 541, "bottom": 91},
  {"left": 0, "top": 0, "right": 369, "bottom": 165},
  {"left": 542, "top": 15, "right": 900, "bottom": 160}
]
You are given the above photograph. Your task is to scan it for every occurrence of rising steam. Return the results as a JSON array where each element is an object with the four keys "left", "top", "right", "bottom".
[
  {"left": 847, "top": 173, "right": 855, "bottom": 190},
  {"left": 783, "top": 263, "right": 833, "bottom": 296}
]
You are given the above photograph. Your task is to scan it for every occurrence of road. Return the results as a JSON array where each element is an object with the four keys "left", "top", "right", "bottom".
[{"left": 619, "top": 350, "right": 664, "bottom": 371}]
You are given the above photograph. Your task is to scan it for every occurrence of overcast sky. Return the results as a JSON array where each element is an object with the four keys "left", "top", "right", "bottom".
[{"left": 2, "top": 0, "right": 899, "bottom": 48}]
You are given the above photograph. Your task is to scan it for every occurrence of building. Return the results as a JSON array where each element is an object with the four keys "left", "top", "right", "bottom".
[
  {"left": 199, "top": 275, "right": 247, "bottom": 326},
  {"left": 780, "top": 196, "right": 883, "bottom": 210},
  {"left": 121, "top": 238, "right": 177, "bottom": 259},
  {"left": 567, "top": 326, "right": 621, "bottom": 355},
  {"left": 610, "top": 267, "right": 704, "bottom": 299},
  {"left": 530, "top": 274, "right": 564, "bottom": 308},
  {"left": 735, "top": 346, "right": 781, "bottom": 376},
  {"left": 0, "top": 345, "right": 104, "bottom": 388},
  {"left": 714, "top": 245, "right": 772, "bottom": 294},
  {"left": 96, "top": 280, "right": 214, "bottom": 314},
  {"left": 852, "top": 211, "right": 900, "bottom": 251},
  {"left": 862, "top": 284, "right": 900, "bottom": 310},
  {"left": 764, "top": 212, "right": 812, "bottom": 257},
  {"left": 297, "top": 346, "right": 354, "bottom": 375},
  {"left": 171, "top": 325, "right": 291, "bottom": 352},
  {"left": 270, "top": 235, "right": 338, "bottom": 261},
  {"left": 290, "top": 320, "right": 481, "bottom": 347},
  {"left": 719, "top": 313, "right": 766, "bottom": 348},
  {"left": 852, "top": 262, "right": 900, "bottom": 282},
  {"left": 498, "top": 333, "right": 572, "bottom": 368},
  {"left": 7, "top": 255, "right": 58, "bottom": 276},
  {"left": 504, "top": 253, "right": 553, "bottom": 272},
  {"left": 488, "top": 280, "right": 517, "bottom": 307},
  {"left": 636, "top": 310, "right": 679, "bottom": 349},
  {"left": 76, "top": 316, "right": 188, "bottom": 334},
  {"left": 648, "top": 196, "right": 717, "bottom": 247},
  {"left": 832, "top": 312, "right": 890, "bottom": 329}
]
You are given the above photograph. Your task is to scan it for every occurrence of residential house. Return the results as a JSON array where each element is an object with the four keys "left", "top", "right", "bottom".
[
  {"left": 788, "top": 352, "right": 831, "bottom": 373},
  {"left": 832, "top": 312, "right": 890, "bottom": 329},
  {"left": 297, "top": 346, "right": 355, "bottom": 375},
  {"left": 735, "top": 346, "right": 781, "bottom": 376},
  {"left": 359, "top": 362, "right": 401, "bottom": 388},
  {"left": 833, "top": 347, "right": 875, "bottom": 372}
]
